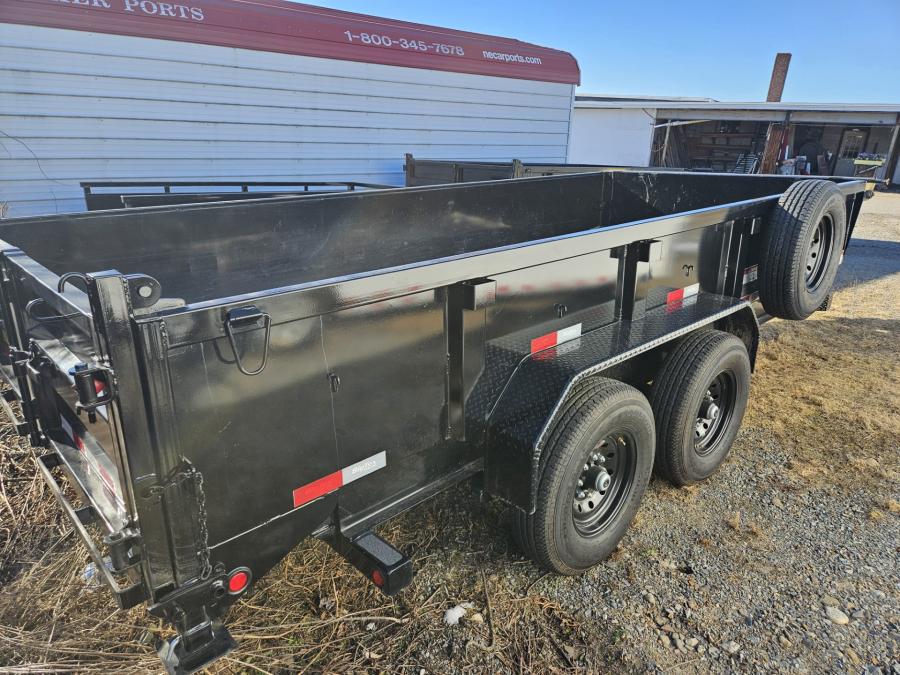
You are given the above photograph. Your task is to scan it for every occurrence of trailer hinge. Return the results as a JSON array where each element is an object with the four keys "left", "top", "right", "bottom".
[
  {"left": 104, "top": 527, "right": 142, "bottom": 572},
  {"left": 9, "top": 346, "right": 45, "bottom": 445}
]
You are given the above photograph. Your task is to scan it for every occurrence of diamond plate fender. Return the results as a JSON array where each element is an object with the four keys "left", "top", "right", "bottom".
[{"left": 482, "top": 293, "right": 757, "bottom": 513}]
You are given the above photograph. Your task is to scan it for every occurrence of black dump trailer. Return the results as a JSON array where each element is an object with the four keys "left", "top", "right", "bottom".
[{"left": 0, "top": 170, "right": 864, "bottom": 673}]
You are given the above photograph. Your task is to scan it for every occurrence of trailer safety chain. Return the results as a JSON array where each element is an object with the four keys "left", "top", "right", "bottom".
[
  {"left": 192, "top": 468, "right": 213, "bottom": 581},
  {"left": 147, "top": 461, "right": 213, "bottom": 580}
]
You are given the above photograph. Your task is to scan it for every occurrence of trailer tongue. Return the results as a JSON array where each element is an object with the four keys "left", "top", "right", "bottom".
[{"left": 0, "top": 170, "right": 864, "bottom": 674}]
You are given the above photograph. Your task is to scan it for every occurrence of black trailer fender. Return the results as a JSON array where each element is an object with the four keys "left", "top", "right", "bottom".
[
  {"left": 711, "top": 304, "right": 760, "bottom": 371},
  {"left": 482, "top": 293, "right": 758, "bottom": 513}
]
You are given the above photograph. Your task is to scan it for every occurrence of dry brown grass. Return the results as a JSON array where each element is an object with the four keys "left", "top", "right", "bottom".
[{"left": 744, "top": 276, "right": 900, "bottom": 492}]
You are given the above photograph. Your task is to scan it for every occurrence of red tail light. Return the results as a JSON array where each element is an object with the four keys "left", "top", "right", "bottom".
[{"left": 227, "top": 568, "right": 251, "bottom": 595}]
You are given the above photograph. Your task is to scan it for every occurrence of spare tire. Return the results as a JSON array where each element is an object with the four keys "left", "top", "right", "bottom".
[{"left": 759, "top": 179, "right": 847, "bottom": 320}]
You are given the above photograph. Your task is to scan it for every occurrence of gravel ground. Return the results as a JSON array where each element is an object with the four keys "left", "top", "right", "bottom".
[{"left": 0, "top": 193, "right": 898, "bottom": 674}]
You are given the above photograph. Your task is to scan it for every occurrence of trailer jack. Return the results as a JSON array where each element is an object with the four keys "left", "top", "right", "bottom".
[
  {"left": 329, "top": 530, "right": 413, "bottom": 596},
  {"left": 157, "top": 619, "right": 235, "bottom": 675},
  {"left": 151, "top": 577, "right": 236, "bottom": 675}
]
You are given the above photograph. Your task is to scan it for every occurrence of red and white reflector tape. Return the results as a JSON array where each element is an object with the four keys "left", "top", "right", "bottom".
[
  {"left": 530, "top": 323, "right": 582, "bottom": 354},
  {"left": 292, "top": 451, "right": 386, "bottom": 509},
  {"left": 666, "top": 283, "right": 700, "bottom": 305}
]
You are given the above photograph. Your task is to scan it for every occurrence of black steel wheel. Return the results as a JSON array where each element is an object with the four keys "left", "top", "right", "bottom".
[
  {"left": 572, "top": 433, "right": 636, "bottom": 536},
  {"left": 759, "top": 179, "right": 847, "bottom": 320},
  {"left": 650, "top": 329, "right": 750, "bottom": 486},
  {"left": 803, "top": 213, "right": 834, "bottom": 292},
  {"left": 513, "top": 378, "right": 654, "bottom": 575}
]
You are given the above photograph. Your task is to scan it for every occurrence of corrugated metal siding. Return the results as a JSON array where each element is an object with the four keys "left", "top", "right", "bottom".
[{"left": 0, "top": 23, "right": 574, "bottom": 217}]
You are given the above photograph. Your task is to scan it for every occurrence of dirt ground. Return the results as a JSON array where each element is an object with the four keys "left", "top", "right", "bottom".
[{"left": 0, "top": 193, "right": 898, "bottom": 674}]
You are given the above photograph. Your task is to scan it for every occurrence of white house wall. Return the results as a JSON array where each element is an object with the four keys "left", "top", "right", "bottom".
[
  {"left": 567, "top": 107, "right": 655, "bottom": 167},
  {"left": 0, "top": 23, "right": 575, "bottom": 216}
]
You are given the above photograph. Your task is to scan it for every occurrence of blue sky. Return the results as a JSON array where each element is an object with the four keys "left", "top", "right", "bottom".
[{"left": 305, "top": 0, "right": 899, "bottom": 102}]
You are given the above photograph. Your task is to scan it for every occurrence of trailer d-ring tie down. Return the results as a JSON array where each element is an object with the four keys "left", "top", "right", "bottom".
[
  {"left": 57, "top": 272, "right": 90, "bottom": 293},
  {"left": 25, "top": 298, "right": 82, "bottom": 323},
  {"left": 224, "top": 306, "right": 272, "bottom": 376}
]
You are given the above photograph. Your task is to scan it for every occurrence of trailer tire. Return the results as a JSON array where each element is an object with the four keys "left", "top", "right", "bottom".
[
  {"left": 513, "top": 378, "right": 654, "bottom": 575},
  {"left": 650, "top": 329, "right": 750, "bottom": 486},
  {"left": 759, "top": 179, "right": 846, "bottom": 320}
]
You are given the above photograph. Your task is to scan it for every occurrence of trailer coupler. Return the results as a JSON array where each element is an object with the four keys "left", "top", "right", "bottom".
[{"left": 328, "top": 530, "right": 413, "bottom": 596}]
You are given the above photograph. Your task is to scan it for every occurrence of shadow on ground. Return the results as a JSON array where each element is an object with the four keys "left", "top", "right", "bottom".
[{"left": 836, "top": 238, "right": 900, "bottom": 288}]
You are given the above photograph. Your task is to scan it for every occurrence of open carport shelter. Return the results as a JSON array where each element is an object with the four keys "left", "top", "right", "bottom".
[{"left": 569, "top": 96, "right": 900, "bottom": 185}]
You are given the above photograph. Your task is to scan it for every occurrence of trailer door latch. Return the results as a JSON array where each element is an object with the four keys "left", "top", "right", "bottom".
[
  {"left": 71, "top": 363, "right": 116, "bottom": 422},
  {"left": 224, "top": 306, "right": 272, "bottom": 376}
]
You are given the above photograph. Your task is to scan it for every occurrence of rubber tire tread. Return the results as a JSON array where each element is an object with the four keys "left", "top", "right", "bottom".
[
  {"left": 650, "top": 329, "right": 749, "bottom": 485},
  {"left": 760, "top": 179, "right": 819, "bottom": 319},
  {"left": 759, "top": 179, "right": 846, "bottom": 320},
  {"left": 513, "top": 377, "right": 653, "bottom": 575},
  {"left": 512, "top": 377, "right": 613, "bottom": 563}
]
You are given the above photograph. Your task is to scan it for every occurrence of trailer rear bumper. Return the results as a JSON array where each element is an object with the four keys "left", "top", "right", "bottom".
[{"left": 328, "top": 530, "right": 413, "bottom": 596}]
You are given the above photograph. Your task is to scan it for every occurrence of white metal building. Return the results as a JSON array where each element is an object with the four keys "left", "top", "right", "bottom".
[
  {"left": 0, "top": 0, "right": 580, "bottom": 217},
  {"left": 567, "top": 95, "right": 713, "bottom": 166}
]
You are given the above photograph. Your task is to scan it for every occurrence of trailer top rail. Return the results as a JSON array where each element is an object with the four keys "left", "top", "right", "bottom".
[
  {"left": 80, "top": 180, "right": 392, "bottom": 210},
  {"left": 403, "top": 153, "right": 685, "bottom": 186}
]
